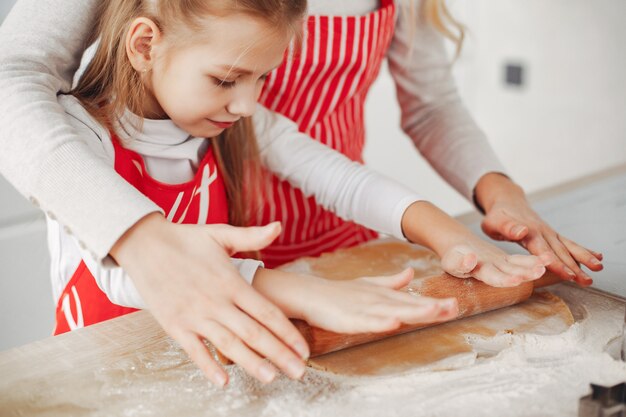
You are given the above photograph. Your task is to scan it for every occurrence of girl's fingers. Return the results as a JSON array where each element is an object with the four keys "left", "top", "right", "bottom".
[
  {"left": 370, "top": 297, "right": 458, "bottom": 325},
  {"left": 560, "top": 236, "right": 604, "bottom": 272},
  {"left": 218, "top": 307, "right": 305, "bottom": 380},
  {"left": 197, "top": 319, "right": 279, "bottom": 384},
  {"left": 175, "top": 331, "right": 228, "bottom": 387},
  {"left": 441, "top": 246, "right": 477, "bottom": 278},
  {"left": 496, "top": 258, "right": 544, "bottom": 282},
  {"left": 357, "top": 316, "right": 402, "bottom": 333},
  {"left": 506, "top": 253, "right": 552, "bottom": 268},
  {"left": 384, "top": 287, "right": 456, "bottom": 308},
  {"left": 233, "top": 285, "right": 310, "bottom": 360},
  {"left": 474, "top": 263, "right": 523, "bottom": 287},
  {"left": 357, "top": 268, "right": 414, "bottom": 289}
]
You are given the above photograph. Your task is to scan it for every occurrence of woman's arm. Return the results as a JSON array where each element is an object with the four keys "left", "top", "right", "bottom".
[
  {"left": 386, "top": 1, "right": 602, "bottom": 284},
  {"left": 386, "top": 1, "right": 506, "bottom": 202},
  {"left": 0, "top": 0, "right": 160, "bottom": 259}
]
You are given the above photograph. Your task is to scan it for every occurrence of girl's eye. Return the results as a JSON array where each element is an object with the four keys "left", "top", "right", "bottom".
[{"left": 212, "top": 77, "right": 236, "bottom": 89}]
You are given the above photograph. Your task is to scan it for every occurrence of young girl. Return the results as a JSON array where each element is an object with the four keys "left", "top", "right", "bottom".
[{"left": 47, "top": 0, "right": 548, "bottom": 386}]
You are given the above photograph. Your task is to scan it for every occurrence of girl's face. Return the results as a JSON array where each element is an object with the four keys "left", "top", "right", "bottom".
[{"left": 135, "top": 13, "right": 291, "bottom": 138}]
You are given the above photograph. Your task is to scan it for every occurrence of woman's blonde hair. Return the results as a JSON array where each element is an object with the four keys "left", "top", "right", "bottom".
[
  {"left": 404, "top": 0, "right": 466, "bottom": 58},
  {"left": 72, "top": 0, "right": 307, "bottom": 228}
]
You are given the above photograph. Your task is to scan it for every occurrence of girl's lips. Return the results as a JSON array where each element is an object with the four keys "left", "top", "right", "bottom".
[{"left": 209, "top": 119, "right": 235, "bottom": 129}]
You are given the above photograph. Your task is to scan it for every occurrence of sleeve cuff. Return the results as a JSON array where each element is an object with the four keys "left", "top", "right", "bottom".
[
  {"left": 230, "top": 258, "right": 265, "bottom": 284},
  {"left": 391, "top": 195, "right": 424, "bottom": 240}
]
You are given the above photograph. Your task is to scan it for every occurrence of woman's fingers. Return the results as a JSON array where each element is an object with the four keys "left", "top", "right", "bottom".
[
  {"left": 481, "top": 211, "right": 529, "bottom": 242},
  {"left": 210, "top": 222, "right": 282, "bottom": 254},
  {"left": 196, "top": 319, "right": 280, "bottom": 384},
  {"left": 560, "top": 236, "right": 604, "bottom": 272},
  {"left": 175, "top": 331, "right": 229, "bottom": 387},
  {"left": 520, "top": 231, "right": 576, "bottom": 280},
  {"left": 233, "top": 285, "right": 310, "bottom": 361},
  {"left": 544, "top": 234, "right": 593, "bottom": 286},
  {"left": 523, "top": 228, "right": 599, "bottom": 285},
  {"left": 217, "top": 306, "right": 306, "bottom": 380}
]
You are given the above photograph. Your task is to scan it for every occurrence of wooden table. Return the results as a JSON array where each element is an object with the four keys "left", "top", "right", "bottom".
[{"left": 1, "top": 164, "right": 625, "bottom": 417}]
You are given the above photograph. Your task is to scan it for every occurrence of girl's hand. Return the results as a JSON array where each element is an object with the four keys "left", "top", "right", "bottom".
[
  {"left": 475, "top": 173, "right": 602, "bottom": 286},
  {"left": 401, "top": 200, "right": 551, "bottom": 288},
  {"left": 254, "top": 268, "right": 459, "bottom": 334},
  {"left": 439, "top": 240, "right": 552, "bottom": 288},
  {"left": 110, "top": 213, "right": 309, "bottom": 387}
]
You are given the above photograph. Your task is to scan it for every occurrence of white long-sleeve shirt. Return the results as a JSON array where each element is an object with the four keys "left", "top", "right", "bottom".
[
  {"left": 49, "top": 95, "right": 421, "bottom": 308},
  {"left": 0, "top": 0, "right": 505, "bottom": 264}
]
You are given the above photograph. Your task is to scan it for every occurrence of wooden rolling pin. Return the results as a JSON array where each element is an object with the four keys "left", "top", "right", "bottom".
[{"left": 292, "top": 272, "right": 562, "bottom": 358}]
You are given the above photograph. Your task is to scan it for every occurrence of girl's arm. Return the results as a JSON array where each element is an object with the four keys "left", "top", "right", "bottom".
[
  {"left": 254, "top": 106, "right": 420, "bottom": 242},
  {"left": 400, "top": 201, "right": 551, "bottom": 288},
  {"left": 254, "top": 106, "right": 548, "bottom": 287},
  {"left": 386, "top": 1, "right": 602, "bottom": 284},
  {"left": 0, "top": 0, "right": 156, "bottom": 260},
  {"left": 252, "top": 267, "right": 458, "bottom": 334}
]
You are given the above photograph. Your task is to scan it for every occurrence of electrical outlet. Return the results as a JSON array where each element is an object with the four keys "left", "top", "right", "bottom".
[{"left": 504, "top": 63, "right": 525, "bottom": 87}]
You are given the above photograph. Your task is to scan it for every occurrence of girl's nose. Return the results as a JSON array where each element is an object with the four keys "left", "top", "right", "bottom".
[{"left": 227, "top": 86, "right": 257, "bottom": 117}]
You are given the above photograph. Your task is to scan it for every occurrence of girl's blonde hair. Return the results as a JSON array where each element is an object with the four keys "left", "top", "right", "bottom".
[{"left": 73, "top": 0, "right": 307, "bottom": 228}]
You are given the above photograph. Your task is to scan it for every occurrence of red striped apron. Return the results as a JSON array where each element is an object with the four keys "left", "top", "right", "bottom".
[
  {"left": 54, "top": 135, "right": 229, "bottom": 335},
  {"left": 257, "top": 0, "right": 397, "bottom": 267}
]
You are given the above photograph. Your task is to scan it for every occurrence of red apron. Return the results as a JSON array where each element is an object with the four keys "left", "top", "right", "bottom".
[
  {"left": 54, "top": 135, "right": 228, "bottom": 335},
  {"left": 258, "top": 0, "right": 396, "bottom": 267}
]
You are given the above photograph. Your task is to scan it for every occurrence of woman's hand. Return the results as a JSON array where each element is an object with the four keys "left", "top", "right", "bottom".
[
  {"left": 110, "top": 213, "right": 309, "bottom": 387},
  {"left": 253, "top": 268, "right": 459, "bottom": 334},
  {"left": 475, "top": 173, "right": 603, "bottom": 286}
]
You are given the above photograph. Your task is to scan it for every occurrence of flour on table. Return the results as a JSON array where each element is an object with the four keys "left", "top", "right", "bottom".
[{"left": 86, "top": 284, "right": 626, "bottom": 417}]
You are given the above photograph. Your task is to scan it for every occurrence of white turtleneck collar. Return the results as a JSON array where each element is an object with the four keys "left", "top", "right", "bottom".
[{"left": 114, "top": 110, "right": 210, "bottom": 184}]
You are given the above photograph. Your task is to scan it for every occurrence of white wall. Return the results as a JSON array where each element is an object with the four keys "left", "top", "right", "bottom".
[{"left": 364, "top": 0, "right": 626, "bottom": 215}]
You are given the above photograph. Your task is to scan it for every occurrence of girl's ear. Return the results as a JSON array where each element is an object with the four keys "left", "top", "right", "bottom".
[{"left": 126, "top": 17, "right": 162, "bottom": 74}]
